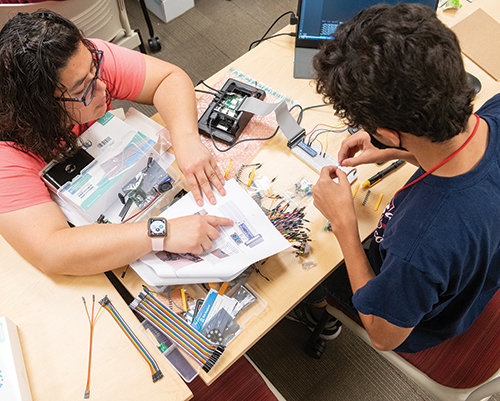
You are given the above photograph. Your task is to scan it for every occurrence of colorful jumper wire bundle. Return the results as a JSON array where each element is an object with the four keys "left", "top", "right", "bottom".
[
  {"left": 99, "top": 296, "right": 163, "bottom": 383},
  {"left": 129, "top": 287, "right": 225, "bottom": 373},
  {"left": 266, "top": 197, "right": 310, "bottom": 255}
]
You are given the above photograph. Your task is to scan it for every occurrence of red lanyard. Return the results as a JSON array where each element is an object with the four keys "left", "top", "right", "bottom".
[{"left": 394, "top": 114, "right": 480, "bottom": 197}]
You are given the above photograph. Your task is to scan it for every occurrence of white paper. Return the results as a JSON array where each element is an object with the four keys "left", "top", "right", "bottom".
[{"left": 132, "top": 179, "right": 290, "bottom": 284}]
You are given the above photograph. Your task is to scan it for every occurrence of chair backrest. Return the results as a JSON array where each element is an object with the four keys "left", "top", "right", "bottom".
[{"left": 0, "top": 0, "right": 138, "bottom": 48}]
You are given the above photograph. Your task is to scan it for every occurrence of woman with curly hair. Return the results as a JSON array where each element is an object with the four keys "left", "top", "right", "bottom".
[{"left": 0, "top": 10, "right": 232, "bottom": 275}]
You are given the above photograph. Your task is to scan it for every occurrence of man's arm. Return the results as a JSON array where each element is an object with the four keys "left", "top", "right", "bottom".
[
  {"left": 313, "top": 166, "right": 413, "bottom": 351},
  {"left": 336, "top": 227, "right": 414, "bottom": 351}
]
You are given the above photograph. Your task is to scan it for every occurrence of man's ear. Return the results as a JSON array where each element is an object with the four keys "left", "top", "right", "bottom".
[{"left": 376, "top": 128, "right": 401, "bottom": 147}]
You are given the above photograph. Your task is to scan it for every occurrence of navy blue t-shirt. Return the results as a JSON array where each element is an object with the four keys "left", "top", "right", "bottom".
[{"left": 352, "top": 94, "right": 500, "bottom": 353}]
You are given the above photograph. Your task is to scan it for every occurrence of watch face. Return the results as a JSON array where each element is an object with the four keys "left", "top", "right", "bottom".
[{"left": 149, "top": 218, "right": 167, "bottom": 237}]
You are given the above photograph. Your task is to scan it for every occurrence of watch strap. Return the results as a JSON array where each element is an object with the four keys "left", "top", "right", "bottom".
[{"left": 151, "top": 237, "right": 164, "bottom": 252}]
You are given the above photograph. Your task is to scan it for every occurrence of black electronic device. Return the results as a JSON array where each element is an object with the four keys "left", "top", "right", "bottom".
[
  {"left": 467, "top": 72, "right": 482, "bottom": 94},
  {"left": 198, "top": 79, "right": 266, "bottom": 145},
  {"left": 294, "top": 0, "right": 440, "bottom": 79},
  {"left": 41, "top": 148, "right": 95, "bottom": 192}
]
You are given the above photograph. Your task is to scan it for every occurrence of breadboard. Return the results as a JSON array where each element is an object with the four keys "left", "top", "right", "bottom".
[{"left": 291, "top": 141, "right": 357, "bottom": 183}]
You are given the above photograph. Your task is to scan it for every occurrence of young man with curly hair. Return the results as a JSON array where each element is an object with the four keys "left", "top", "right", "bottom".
[{"left": 288, "top": 3, "right": 500, "bottom": 353}]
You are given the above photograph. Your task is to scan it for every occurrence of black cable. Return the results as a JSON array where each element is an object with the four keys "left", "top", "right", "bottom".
[
  {"left": 208, "top": 104, "right": 303, "bottom": 153},
  {"left": 297, "top": 104, "right": 328, "bottom": 125},
  {"left": 196, "top": 80, "right": 225, "bottom": 95},
  {"left": 249, "top": 32, "right": 295, "bottom": 51},
  {"left": 195, "top": 89, "right": 221, "bottom": 97},
  {"left": 249, "top": 11, "right": 296, "bottom": 51},
  {"left": 209, "top": 120, "right": 280, "bottom": 153}
]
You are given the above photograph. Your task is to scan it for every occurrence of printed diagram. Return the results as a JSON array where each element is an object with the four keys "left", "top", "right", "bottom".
[{"left": 153, "top": 201, "right": 264, "bottom": 271}]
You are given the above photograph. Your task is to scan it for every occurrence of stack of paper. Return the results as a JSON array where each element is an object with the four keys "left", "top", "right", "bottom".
[
  {"left": 0, "top": 317, "right": 32, "bottom": 401},
  {"left": 131, "top": 179, "right": 291, "bottom": 286}
]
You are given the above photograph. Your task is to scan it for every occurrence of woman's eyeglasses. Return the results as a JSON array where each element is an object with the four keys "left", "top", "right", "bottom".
[{"left": 56, "top": 50, "right": 103, "bottom": 107}]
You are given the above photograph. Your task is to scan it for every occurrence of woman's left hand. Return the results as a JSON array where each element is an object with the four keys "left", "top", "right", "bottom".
[{"left": 175, "top": 138, "right": 226, "bottom": 206}]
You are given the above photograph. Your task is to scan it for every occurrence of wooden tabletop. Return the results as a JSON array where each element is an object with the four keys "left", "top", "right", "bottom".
[
  {"left": 117, "top": 0, "right": 500, "bottom": 386},
  {"left": 0, "top": 235, "right": 192, "bottom": 401}
]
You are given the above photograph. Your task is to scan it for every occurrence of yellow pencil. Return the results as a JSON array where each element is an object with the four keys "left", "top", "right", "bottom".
[
  {"left": 224, "top": 159, "right": 233, "bottom": 179},
  {"left": 180, "top": 288, "right": 187, "bottom": 311},
  {"left": 247, "top": 167, "right": 256, "bottom": 186},
  {"left": 374, "top": 193, "right": 384, "bottom": 211},
  {"left": 352, "top": 182, "right": 360, "bottom": 198},
  {"left": 218, "top": 281, "right": 230, "bottom": 295}
]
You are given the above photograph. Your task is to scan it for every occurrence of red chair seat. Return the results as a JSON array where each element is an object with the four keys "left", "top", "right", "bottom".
[
  {"left": 397, "top": 289, "right": 500, "bottom": 389},
  {"left": 327, "top": 289, "right": 500, "bottom": 389}
]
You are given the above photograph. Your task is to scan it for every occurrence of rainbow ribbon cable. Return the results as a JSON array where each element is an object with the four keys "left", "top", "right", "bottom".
[
  {"left": 99, "top": 296, "right": 163, "bottom": 383},
  {"left": 129, "top": 287, "right": 225, "bottom": 373}
]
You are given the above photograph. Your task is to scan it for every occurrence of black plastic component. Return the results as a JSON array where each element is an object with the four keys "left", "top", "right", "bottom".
[
  {"left": 158, "top": 180, "right": 173, "bottom": 193},
  {"left": 286, "top": 128, "right": 306, "bottom": 149},
  {"left": 41, "top": 148, "right": 94, "bottom": 190},
  {"left": 467, "top": 72, "right": 482, "bottom": 94},
  {"left": 148, "top": 36, "right": 162, "bottom": 52},
  {"left": 134, "top": 29, "right": 147, "bottom": 54},
  {"left": 198, "top": 78, "right": 266, "bottom": 145},
  {"left": 347, "top": 126, "right": 361, "bottom": 136}
]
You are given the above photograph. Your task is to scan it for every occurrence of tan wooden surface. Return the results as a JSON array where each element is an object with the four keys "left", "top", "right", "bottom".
[
  {"left": 0, "top": 235, "right": 192, "bottom": 401},
  {"left": 119, "top": 0, "right": 500, "bottom": 386}
]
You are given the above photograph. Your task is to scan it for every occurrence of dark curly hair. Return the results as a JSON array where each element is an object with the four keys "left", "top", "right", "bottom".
[
  {"left": 0, "top": 10, "right": 100, "bottom": 162},
  {"left": 313, "top": 3, "right": 475, "bottom": 142}
]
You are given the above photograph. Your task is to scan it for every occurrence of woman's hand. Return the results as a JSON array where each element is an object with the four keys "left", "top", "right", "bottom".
[
  {"left": 164, "top": 214, "right": 233, "bottom": 255},
  {"left": 174, "top": 139, "right": 226, "bottom": 206}
]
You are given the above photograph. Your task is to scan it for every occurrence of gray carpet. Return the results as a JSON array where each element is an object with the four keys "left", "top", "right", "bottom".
[
  {"left": 122, "top": 1, "right": 500, "bottom": 400},
  {"left": 247, "top": 318, "right": 433, "bottom": 401},
  {"left": 118, "top": 0, "right": 297, "bottom": 117}
]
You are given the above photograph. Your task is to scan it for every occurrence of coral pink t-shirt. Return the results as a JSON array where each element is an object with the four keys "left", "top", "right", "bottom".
[{"left": 0, "top": 39, "right": 146, "bottom": 214}]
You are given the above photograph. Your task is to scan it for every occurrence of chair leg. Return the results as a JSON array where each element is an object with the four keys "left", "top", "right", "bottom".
[
  {"left": 304, "top": 309, "right": 331, "bottom": 359},
  {"left": 134, "top": 29, "right": 147, "bottom": 54}
]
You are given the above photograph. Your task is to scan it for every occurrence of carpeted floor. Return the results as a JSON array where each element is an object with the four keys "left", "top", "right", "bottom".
[
  {"left": 247, "top": 318, "right": 433, "bottom": 401},
  {"left": 121, "top": 1, "right": 500, "bottom": 400}
]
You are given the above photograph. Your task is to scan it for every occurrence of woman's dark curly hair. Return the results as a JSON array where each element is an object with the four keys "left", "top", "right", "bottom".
[
  {"left": 313, "top": 3, "right": 476, "bottom": 142},
  {"left": 0, "top": 10, "right": 100, "bottom": 162}
]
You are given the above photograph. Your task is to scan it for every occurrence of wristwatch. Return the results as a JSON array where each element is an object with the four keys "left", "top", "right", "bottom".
[{"left": 147, "top": 217, "right": 167, "bottom": 252}]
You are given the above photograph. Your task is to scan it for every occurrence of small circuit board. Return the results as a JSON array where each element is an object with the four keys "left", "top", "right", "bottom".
[{"left": 198, "top": 78, "right": 266, "bottom": 145}]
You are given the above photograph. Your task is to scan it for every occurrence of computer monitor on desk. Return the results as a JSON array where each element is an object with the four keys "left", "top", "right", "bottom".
[{"left": 293, "top": 0, "right": 440, "bottom": 79}]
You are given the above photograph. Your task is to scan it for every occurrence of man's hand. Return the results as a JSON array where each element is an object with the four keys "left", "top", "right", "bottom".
[
  {"left": 164, "top": 214, "right": 233, "bottom": 255},
  {"left": 338, "top": 130, "right": 384, "bottom": 167},
  {"left": 313, "top": 166, "right": 357, "bottom": 237},
  {"left": 174, "top": 139, "right": 226, "bottom": 206}
]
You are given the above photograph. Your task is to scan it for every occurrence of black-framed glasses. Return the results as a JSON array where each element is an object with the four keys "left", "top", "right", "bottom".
[{"left": 56, "top": 50, "right": 103, "bottom": 107}]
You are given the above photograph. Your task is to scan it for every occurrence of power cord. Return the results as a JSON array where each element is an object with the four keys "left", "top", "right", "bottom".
[{"left": 248, "top": 11, "right": 297, "bottom": 51}]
